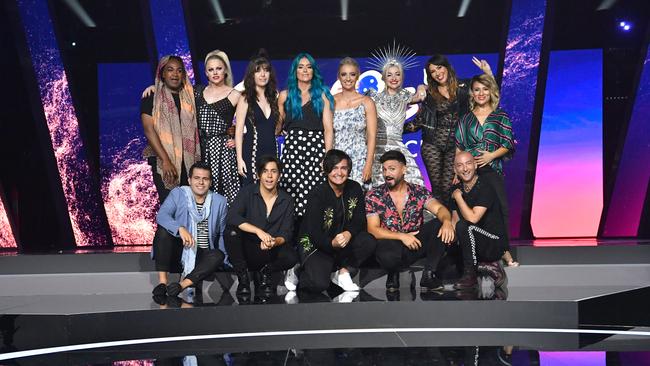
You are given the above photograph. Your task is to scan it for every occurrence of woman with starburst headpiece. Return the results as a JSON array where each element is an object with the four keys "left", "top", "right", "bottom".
[{"left": 367, "top": 42, "right": 426, "bottom": 187}]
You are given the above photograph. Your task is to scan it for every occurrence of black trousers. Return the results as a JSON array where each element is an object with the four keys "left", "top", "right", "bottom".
[
  {"left": 455, "top": 219, "right": 504, "bottom": 267},
  {"left": 298, "top": 231, "right": 377, "bottom": 293},
  {"left": 152, "top": 226, "right": 224, "bottom": 283},
  {"left": 478, "top": 166, "right": 509, "bottom": 246},
  {"left": 224, "top": 226, "right": 298, "bottom": 272},
  {"left": 374, "top": 220, "right": 445, "bottom": 272},
  {"left": 149, "top": 156, "right": 188, "bottom": 204}
]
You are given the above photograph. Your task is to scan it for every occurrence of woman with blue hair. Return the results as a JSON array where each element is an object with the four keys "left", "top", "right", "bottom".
[{"left": 278, "top": 53, "right": 335, "bottom": 218}]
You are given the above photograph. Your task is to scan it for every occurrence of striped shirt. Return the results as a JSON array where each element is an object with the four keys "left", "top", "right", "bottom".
[
  {"left": 196, "top": 202, "right": 209, "bottom": 249},
  {"left": 455, "top": 108, "right": 515, "bottom": 175}
]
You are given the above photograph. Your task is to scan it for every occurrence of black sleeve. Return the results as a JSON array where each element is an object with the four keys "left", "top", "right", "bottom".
[
  {"left": 226, "top": 186, "right": 250, "bottom": 228},
  {"left": 140, "top": 93, "right": 154, "bottom": 116},
  {"left": 474, "top": 182, "right": 496, "bottom": 209},
  {"left": 345, "top": 183, "right": 367, "bottom": 238},
  {"left": 276, "top": 198, "right": 295, "bottom": 244},
  {"left": 298, "top": 188, "right": 334, "bottom": 253}
]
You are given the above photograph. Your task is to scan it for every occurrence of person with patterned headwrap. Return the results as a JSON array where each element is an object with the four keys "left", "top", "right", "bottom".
[{"left": 140, "top": 55, "right": 201, "bottom": 203}]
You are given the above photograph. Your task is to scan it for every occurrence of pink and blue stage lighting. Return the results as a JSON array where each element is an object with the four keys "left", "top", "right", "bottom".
[
  {"left": 16, "top": 0, "right": 110, "bottom": 246},
  {"left": 531, "top": 49, "right": 603, "bottom": 238}
]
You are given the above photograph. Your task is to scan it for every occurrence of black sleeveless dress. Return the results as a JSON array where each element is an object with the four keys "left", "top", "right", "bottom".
[
  {"left": 280, "top": 101, "right": 326, "bottom": 217},
  {"left": 194, "top": 85, "right": 240, "bottom": 205},
  {"left": 241, "top": 102, "right": 279, "bottom": 186}
]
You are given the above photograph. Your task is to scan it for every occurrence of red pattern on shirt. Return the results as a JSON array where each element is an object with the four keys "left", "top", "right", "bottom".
[{"left": 365, "top": 182, "right": 433, "bottom": 232}]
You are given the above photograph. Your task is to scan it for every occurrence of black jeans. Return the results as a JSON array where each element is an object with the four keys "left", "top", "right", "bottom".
[
  {"left": 455, "top": 219, "right": 504, "bottom": 268},
  {"left": 224, "top": 226, "right": 298, "bottom": 272},
  {"left": 298, "top": 231, "right": 377, "bottom": 293},
  {"left": 374, "top": 220, "right": 445, "bottom": 272},
  {"left": 149, "top": 156, "right": 188, "bottom": 204},
  {"left": 152, "top": 226, "right": 224, "bottom": 283}
]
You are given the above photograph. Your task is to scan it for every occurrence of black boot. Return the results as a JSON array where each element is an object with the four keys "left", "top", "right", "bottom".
[
  {"left": 259, "top": 265, "right": 274, "bottom": 294},
  {"left": 454, "top": 267, "right": 478, "bottom": 290},
  {"left": 385, "top": 271, "right": 400, "bottom": 292},
  {"left": 235, "top": 269, "right": 251, "bottom": 295},
  {"left": 420, "top": 268, "right": 443, "bottom": 291}
]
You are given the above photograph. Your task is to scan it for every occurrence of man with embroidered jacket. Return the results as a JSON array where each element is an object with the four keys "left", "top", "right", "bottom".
[
  {"left": 297, "top": 149, "right": 377, "bottom": 293},
  {"left": 151, "top": 161, "right": 227, "bottom": 298}
]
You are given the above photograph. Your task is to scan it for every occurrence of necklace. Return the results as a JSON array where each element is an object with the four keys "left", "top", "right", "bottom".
[{"left": 463, "top": 176, "right": 478, "bottom": 193}]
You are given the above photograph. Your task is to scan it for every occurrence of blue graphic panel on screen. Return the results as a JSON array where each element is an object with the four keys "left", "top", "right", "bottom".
[
  {"left": 149, "top": 0, "right": 195, "bottom": 82},
  {"left": 16, "top": 0, "right": 110, "bottom": 246},
  {"left": 500, "top": 0, "right": 547, "bottom": 238}
]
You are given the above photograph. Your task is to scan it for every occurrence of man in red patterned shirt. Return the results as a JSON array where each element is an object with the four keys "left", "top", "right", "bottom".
[{"left": 366, "top": 150, "right": 455, "bottom": 292}]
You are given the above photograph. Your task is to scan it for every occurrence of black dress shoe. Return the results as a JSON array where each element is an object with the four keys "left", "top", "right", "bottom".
[
  {"left": 420, "top": 269, "right": 443, "bottom": 291},
  {"left": 235, "top": 269, "right": 251, "bottom": 295},
  {"left": 385, "top": 271, "right": 400, "bottom": 292},
  {"left": 152, "top": 283, "right": 167, "bottom": 296},
  {"left": 258, "top": 265, "right": 274, "bottom": 294},
  {"left": 167, "top": 282, "right": 182, "bottom": 297}
]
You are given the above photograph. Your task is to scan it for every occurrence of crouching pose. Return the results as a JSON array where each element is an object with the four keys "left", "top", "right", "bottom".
[
  {"left": 298, "top": 150, "right": 377, "bottom": 293},
  {"left": 451, "top": 151, "right": 508, "bottom": 289},
  {"left": 366, "top": 150, "right": 455, "bottom": 292},
  {"left": 152, "top": 162, "right": 227, "bottom": 297},
  {"left": 225, "top": 155, "right": 298, "bottom": 295}
]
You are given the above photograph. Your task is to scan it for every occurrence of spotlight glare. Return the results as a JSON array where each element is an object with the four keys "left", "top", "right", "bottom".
[
  {"left": 619, "top": 21, "right": 626, "bottom": 27},
  {"left": 624, "top": 25, "right": 631, "bottom": 31}
]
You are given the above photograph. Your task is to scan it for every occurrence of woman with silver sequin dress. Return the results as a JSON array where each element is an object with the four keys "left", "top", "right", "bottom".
[
  {"left": 368, "top": 60, "right": 425, "bottom": 186},
  {"left": 333, "top": 57, "right": 377, "bottom": 187}
]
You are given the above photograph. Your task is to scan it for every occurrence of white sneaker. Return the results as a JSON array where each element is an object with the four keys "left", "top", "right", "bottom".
[
  {"left": 333, "top": 291, "right": 359, "bottom": 303},
  {"left": 284, "top": 266, "right": 299, "bottom": 291},
  {"left": 331, "top": 271, "right": 360, "bottom": 291},
  {"left": 284, "top": 291, "right": 298, "bottom": 304}
]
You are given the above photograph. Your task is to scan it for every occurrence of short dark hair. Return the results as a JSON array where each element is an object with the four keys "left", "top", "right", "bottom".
[
  {"left": 256, "top": 155, "right": 282, "bottom": 176},
  {"left": 322, "top": 149, "right": 352, "bottom": 175},
  {"left": 189, "top": 161, "right": 212, "bottom": 179},
  {"left": 379, "top": 150, "right": 406, "bottom": 165}
]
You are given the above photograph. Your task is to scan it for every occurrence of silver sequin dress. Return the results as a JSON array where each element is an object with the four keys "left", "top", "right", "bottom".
[
  {"left": 333, "top": 104, "right": 368, "bottom": 186},
  {"left": 368, "top": 89, "right": 424, "bottom": 187}
]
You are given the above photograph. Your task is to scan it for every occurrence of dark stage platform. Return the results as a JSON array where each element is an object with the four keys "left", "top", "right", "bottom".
[{"left": 1, "top": 240, "right": 649, "bottom": 362}]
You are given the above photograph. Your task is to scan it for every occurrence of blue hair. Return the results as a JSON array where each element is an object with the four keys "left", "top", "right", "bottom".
[{"left": 285, "top": 53, "right": 335, "bottom": 120}]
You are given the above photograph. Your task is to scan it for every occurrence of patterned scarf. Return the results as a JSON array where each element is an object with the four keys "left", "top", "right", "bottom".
[
  {"left": 180, "top": 186, "right": 213, "bottom": 278},
  {"left": 144, "top": 56, "right": 201, "bottom": 189}
]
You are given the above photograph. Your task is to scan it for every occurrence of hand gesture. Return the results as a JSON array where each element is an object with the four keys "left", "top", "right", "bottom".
[
  {"left": 225, "top": 139, "right": 236, "bottom": 149},
  {"left": 237, "top": 158, "right": 248, "bottom": 177},
  {"left": 452, "top": 188, "right": 463, "bottom": 202},
  {"left": 437, "top": 221, "right": 455, "bottom": 244},
  {"left": 472, "top": 57, "right": 493, "bottom": 76},
  {"left": 179, "top": 227, "right": 194, "bottom": 248},
  {"left": 257, "top": 230, "right": 275, "bottom": 250},
  {"left": 141, "top": 85, "right": 155, "bottom": 98},
  {"left": 452, "top": 174, "right": 460, "bottom": 185},
  {"left": 332, "top": 232, "right": 351, "bottom": 248},
  {"left": 400, "top": 231, "right": 421, "bottom": 250},
  {"left": 474, "top": 149, "right": 494, "bottom": 168},
  {"left": 161, "top": 159, "right": 178, "bottom": 184}
]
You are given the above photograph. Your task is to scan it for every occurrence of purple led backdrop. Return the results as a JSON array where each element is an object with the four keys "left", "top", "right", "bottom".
[
  {"left": 99, "top": 63, "right": 159, "bottom": 245},
  {"left": 603, "top": 46, "right": 650, "bottom": 237},
  {"left": 16, "top": 0, "right": 110, "bottom": 246},
  {"left": 149, "top": 0, "right": 195, "bottom": 82},
  {"left": 500, "top": 0, "right": 547, "bottom": 238},
  {"left": 531, "top": 49, "right": 603, "bottom": 238}
]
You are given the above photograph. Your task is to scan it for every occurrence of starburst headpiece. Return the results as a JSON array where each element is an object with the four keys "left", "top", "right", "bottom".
[{"left": 367, "top": 40, "right": 418, "bottom": 72}]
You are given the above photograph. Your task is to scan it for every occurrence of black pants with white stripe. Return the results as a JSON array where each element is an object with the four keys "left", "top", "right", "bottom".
[{"left": 455, "top": 219, "right": 504, "bottom": 267}]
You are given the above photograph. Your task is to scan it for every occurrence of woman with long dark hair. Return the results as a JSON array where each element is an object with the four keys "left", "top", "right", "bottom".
[
  {"left": 235, "top": 53, "right": 280, "bottom": 186},
  {"left": 278, "top": 53, "right": 335, "bottom": 218},
  {"left": 408, "top": 55, "right": 492, "bottom": 205}
]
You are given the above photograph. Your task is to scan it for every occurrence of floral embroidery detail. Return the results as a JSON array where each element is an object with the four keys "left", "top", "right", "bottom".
[
  {"left": 323, "top": 207, "right": 334, "bottom": 230},
  {"left": 346, "top": 197, "right": 358, "bottom": 221},
  {"left": 299, "top": 234, "right": 314, "bottom": 253}
]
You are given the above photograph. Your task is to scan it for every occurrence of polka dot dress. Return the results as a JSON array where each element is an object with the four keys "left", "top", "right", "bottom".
[
  {"left": 281, "top": 129, "right": 326, "bottom": 216},
  {"left": 195, "top": 85, "right": 240, "bottom": 205}
]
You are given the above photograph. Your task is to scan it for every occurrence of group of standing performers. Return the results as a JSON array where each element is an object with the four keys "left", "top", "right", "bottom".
[{"left": 140, "top": 45, "right": 517, "bottom": 301}]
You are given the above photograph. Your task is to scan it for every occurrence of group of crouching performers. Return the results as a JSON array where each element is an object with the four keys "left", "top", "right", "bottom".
[{"left": 151, "top": 148, "right": 509, "bottom": 301}]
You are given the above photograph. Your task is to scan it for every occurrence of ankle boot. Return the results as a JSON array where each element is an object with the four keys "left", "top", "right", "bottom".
[
  {"left": 235, "top": 269, "right": 251, "bottom": 295},
  {"left": 454, "top": 267, "right": 478, "bottom": 290},
  {"left": 420, "top": 268, "right": 443, "bottom": 291},
  {"left": 259, "top": 265, "right": 274, "bottom": 294}
]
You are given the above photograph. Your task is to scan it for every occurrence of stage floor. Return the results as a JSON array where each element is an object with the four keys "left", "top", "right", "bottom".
[{"left": 1, "top": 239, "right": 649, "bottom": 364}]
